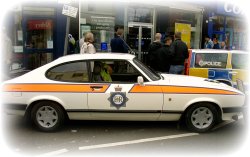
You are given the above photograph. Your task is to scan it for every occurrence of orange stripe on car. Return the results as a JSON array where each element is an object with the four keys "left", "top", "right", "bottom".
[
  {"left": 2, "top": 84, "right": 109, "bottom": 93},
  {"left": 129, "top": 85, "right": 239, "bottom": 95}
]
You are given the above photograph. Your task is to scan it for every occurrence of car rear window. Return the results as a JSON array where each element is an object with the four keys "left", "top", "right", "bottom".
[
  {"left": 231, "top": 53, "right": 248, "bottom": 69},
  {"left": 194, "top": 53, "right": 228, "bottom": 68},
  {"left": 46, "top": 61, "right": 89, "bottom": 82}
]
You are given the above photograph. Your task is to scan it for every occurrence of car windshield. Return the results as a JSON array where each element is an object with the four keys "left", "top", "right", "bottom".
[{"left": 133, "top": 58, "right": 161, "bottom": 81}]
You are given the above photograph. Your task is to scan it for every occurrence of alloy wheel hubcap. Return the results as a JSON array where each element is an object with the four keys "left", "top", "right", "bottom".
[
  {"left": 191, "top": 107, "right": 213, "bottom": 129},
  {"left": 36, "top": 106, "right": 58, "bottom": 128}
]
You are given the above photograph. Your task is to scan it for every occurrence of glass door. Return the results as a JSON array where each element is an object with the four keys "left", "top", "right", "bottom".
[
  {"left": 141, "top": 27, "right": 152, "bottom": 64},
  {"left": 127, "top": 22, "right": 153, "bottom": 63}
]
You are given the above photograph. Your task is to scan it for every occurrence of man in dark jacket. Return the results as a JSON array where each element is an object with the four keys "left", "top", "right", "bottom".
[
  {"left": 147, "top": 33, "right": 163, "bottom": 71},
  {"left": 158, "top": 36, "right": 172, "bottom": 73},
  {"left": 110, "top": 26, "right": 128, "bottom": 53},
  {"left": 169, "top": 32, "right": 189, "bottom": 74}
]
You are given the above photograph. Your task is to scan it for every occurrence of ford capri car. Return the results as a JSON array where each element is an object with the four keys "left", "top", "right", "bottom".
[{"left": 2, "top": 53, "right": 245, "bottom": 132}]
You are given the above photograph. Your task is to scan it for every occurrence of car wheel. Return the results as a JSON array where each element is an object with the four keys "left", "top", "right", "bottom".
[
  {"left": 185, "top": 103, "right": 218, "bottom": 133},
  {"left": 31, "top": 101, "right": 65, "bottom": 132}
]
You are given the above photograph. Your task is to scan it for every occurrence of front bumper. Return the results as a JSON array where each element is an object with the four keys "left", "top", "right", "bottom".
[{"left": 222, "top": 107, "right": 245, "bottom": 121}]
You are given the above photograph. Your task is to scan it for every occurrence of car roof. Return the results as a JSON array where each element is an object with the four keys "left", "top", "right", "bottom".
[
  {"left": 57, "top": 53, "right": 136, "bottom": 62},
  {"left": 191, "top": 49, "right": 248, "bottom": 54}
]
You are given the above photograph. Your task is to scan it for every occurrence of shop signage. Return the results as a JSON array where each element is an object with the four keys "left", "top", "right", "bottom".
[
  {"left": 90, "top": 16, "right": 115, "bottom": 31},
  {"left": 62, "top": 4, "right": 78, "bottom": 18},
  {"left": 28, "top": 20, "right": 53, "bottom": 30},
  {"left": 14, "top": 46, "right": 23, "bottom": 53},
  {"left": 217, "top": 2, "right": 244, "bottom": 17}
]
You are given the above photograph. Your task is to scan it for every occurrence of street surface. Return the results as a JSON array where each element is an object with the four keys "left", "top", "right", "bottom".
[{"left": 1, "top": 114, "right": 248, "bottom": 157}]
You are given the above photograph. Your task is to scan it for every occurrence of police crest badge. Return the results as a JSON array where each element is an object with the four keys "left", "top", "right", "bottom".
[{"left": 108, "top": 92, "right": 128, "bottom": 109}]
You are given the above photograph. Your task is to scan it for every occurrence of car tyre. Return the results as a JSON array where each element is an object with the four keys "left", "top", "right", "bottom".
[
  {"left": 185, "top": 103, "right": 219, "bottom": 133},
  {"left": 31, "top": 101, "right": 65, "bottom": 132}
]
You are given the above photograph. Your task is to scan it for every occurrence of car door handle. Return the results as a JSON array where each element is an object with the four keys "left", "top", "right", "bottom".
[{"left": 90, "top": 86, "right": 103, "bottom": 90}]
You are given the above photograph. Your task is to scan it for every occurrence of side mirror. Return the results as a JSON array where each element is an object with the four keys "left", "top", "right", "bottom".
[{"left": 137, "top": 76, "right": 144, "bottom": 86}]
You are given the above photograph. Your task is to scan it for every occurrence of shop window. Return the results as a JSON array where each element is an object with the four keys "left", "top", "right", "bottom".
[
  {"left": 157, "top": 8, "right": 201, "bottom": 49},
  {"left": 212, "top": 15, "right": 225, "bottom": 32},
  {"left": 226, "top": 17, "right": 247, "bottom": 50},
  {"left": 80, "top": 15, "right": 115, "bottom": 52},
  {"left": 127, "top": 7, "right": 153, "bottom": 23},
  {"left": 169, "top": 10, "right": 196, "bottom": 27},
  {"left": 26, "top": 19, "right": 53, "bottom": 49},
  {"left": 46, "top": 61, "right": 89, "bottom": 82},
  {"left": 194, "top": 53, "right": 228, "bottom": 68}
]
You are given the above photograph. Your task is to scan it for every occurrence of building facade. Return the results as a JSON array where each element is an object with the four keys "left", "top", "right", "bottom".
[
  {"left": 2, "top": 0, "right": 247, "bottom": 72},
  {"left": 2, "top": 1, "right": 69, "bottom": 70},
  {"left": 79, "top": 0, "right": 204, "bottom": 62}
]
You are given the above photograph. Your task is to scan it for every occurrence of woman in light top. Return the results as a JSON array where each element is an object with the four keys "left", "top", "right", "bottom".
[{"left": 80, "top": 32, "right": 96, "bottom": 54}]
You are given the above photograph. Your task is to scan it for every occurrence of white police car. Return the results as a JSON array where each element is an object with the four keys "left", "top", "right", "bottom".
[{"left": 2, "top": 53, "right": 245, "bottom": 132}]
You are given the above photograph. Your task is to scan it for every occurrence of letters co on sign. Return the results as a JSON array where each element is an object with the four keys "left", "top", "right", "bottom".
[{"left": 217, "top": 2, "right": 244, "bottom": 17}]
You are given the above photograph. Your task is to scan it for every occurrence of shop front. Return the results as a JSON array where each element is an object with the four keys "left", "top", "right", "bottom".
[
  {"left": 3, "top": 0, "right": 204, "bottom": 74},
  {"left": 79, "top": 1, "right": 203, "bottom": 63},
  {"left": 207, "top": 2, "right": 247, "bottom": 50},
  {"left": 4, "top": 1, "right": 67, "bottom": 72}
]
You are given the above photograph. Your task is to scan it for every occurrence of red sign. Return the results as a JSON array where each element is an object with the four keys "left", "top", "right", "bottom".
[{"left": 28, "top": 20, "right": 53, "bottom": 30}]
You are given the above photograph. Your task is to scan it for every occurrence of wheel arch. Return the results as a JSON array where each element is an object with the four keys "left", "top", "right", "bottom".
[
  {"left": 25, "top": 96, "right": 69, "bottom": 120},
  {"left": 181, "top": 99, "right": 223, "bottom": 123}
]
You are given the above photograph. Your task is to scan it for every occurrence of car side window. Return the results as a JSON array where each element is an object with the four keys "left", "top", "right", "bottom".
[
  {"left": 112, "top": 60, "right": 141, "bottom": 83},
  {"left": 231, "top": 53, "right": 248, "bottom": 69},
  {"left": 90, "top": 60, "right": 142, "bottom": 83},
  {"left": 46, "top": 61, "right": 89, "bottom": 82}
]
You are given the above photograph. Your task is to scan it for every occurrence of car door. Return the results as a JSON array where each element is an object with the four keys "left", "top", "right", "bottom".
[{"left": 87, "top": 59, "right": 163, "bottom": 121}]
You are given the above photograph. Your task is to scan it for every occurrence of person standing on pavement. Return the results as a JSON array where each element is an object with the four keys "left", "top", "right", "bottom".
[
  {"left": 110, "top": 26, "right": 128, "bottom": 53},
  {"left": 204, "top": 35, "right": 213, "bottom": 49},
  {"left": 80, "top": 32, "right": 96, "bottom": 54},
  {"left": 79, "top": 33, "right": 85, "bottom": 49},
  {"left": 147, "top": 33, "right": 163, "bottom": 71},
  {"left": 220, "top": 41, "right": 227, "bottom": 50},
  {"left": 169, "top": 32, "right": 189, "bottom": 74},
  {"left": 158, "top": 36, "right": 172, "bottom": 73},
  {"left": 212, "top": 37, "right": 221, "bottom": 49}
]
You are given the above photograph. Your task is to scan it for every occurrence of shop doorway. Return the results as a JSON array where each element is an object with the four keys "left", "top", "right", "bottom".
[
  {"left": 127, "top": 22, "right": 153, "bottom": 63},
  {"left": 23, "top": 17, "right": 55, "bottom": 70}
]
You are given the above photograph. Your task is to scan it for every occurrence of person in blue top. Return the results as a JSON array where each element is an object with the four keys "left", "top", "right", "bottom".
[
  {"left": 212, "top": 37, "right": 221, "bottom": 49},
  {"left": 204, "top": 35, "right": 213, "bottom": 49},
  {"left": 110, "top": 26, "right": 128, "bottom": 53}
]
